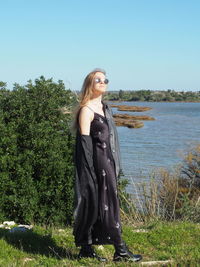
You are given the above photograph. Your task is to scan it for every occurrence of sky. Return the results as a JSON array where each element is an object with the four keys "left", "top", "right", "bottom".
[{"left": 1, "top": 0, "right": 200, "bottom": 92}]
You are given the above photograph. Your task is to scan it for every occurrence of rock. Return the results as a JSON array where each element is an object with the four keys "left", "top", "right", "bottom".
[
  {"left": 3, "top": 221, "right": 16, "bottom": 226},
  {"left": 132, "top": 229, "right": 148, "bottom": 233},
  {"left": 140, "top": 260, "right": 174, "bottom": 266},
  {"left": 1, "top": 222, "right": 33, "bottom": 232},
  {"left": 113, "top": 114, "right": 155, "bottom": 121},
  {"left": 110, "top": 104, "right": 152, "bottom": 112}
]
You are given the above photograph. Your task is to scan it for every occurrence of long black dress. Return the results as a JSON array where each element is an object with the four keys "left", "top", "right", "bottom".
[{"left": 73, "top": 102, "right": 123, "bottom": 246}]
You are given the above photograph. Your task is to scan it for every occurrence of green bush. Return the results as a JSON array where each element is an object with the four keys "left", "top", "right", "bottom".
[{"left": 0, "top": 76, "right": 77, "bottom": 226}]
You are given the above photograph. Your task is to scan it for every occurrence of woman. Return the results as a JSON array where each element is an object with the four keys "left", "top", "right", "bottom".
[{"left": 73, "top": 68, "right": 142, "bottom": 262}]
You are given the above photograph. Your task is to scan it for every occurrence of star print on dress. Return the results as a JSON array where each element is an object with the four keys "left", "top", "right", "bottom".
[
  {"left": 104, "top": 205, "right": 108, "bottom": 211},
  {"left": 116, "top": 222, "right": 120, "bottom": 228},
  {"left": 99, "top": 117, "right": 104, "bottom": 123},
  {"left": 102, "top": 169, "right": 106, "bottom": 176},
  {"left": 102, "top": 142, "right": 107, "bottom": 148}
]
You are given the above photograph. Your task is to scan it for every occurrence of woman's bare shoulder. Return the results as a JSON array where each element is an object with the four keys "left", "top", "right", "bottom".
[
  {"left": 79, "top": 105, "right": 94, "bottom": 119},
  {"left": 78, "top": 106, "right": 94, "bottom": 135}
]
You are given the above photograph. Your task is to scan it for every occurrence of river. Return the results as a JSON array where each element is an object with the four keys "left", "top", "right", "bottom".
[{"left": 111, "top": 102, "right": 200, "bottom": 194}]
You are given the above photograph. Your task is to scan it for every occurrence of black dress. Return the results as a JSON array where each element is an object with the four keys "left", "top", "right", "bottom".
[{"left": 73, "top": 102, "right": 122, "bottom": 246}]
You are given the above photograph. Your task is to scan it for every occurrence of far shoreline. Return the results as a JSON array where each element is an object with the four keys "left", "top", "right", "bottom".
[{"left": 107, "top": 100, "right": 200, "bottom": 103}]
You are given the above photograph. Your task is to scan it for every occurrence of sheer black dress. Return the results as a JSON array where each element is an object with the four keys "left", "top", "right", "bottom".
[{"left": 73, "top": 102, "right": 123, "bottom": 246}]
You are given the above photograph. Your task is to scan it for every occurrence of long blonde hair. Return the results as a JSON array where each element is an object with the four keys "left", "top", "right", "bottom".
[{"left": 72, "top": 68, "right": 106, "bottom": 132}]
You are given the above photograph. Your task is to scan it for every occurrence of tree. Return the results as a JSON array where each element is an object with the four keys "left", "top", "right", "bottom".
[
  {"left": 119, "top": 89, "right": 124, "bottom": 100},
  {"left": 0, "top": 81, "right": 7, "bottom": 90}
]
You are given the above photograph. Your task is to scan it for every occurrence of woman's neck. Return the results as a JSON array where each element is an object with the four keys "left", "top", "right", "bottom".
[{"left": 89, "top": 95, "right": 102, "bottom": 106}]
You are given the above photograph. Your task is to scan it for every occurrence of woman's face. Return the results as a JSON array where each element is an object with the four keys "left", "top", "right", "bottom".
[{"left": 92, "top": 72, "right": 108, "bottom": 94}]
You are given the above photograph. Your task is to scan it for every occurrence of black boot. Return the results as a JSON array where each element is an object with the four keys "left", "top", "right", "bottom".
[
  {"left": 78, "top": 245, "right": 107, "bottom": 262},
  {"left": 113, "top": 241, "right": 142, "bottom": 262}
]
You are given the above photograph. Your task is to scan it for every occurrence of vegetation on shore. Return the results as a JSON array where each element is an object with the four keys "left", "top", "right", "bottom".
[
  {"left": 104, "top": 89, "right": 200, "bottom": 102},
  {"left": 110, "top": 104, "right": 152, "bottom": 112},
  {"left": 1, "top": 143, "right": 199, "bottom": 266},
  {"left": 121, "top": 144, "right": 200, "bottom": 224},
  {"left": 113, "top": 117, "right": 144, "bottom": 128},
  {"left": 0, "top": 221, "right": 200, "bottom": 266},
  {"left": 1, "top": 77, "right": 200, "bottom": 265},
  {"left": 113, "top": 114, "right": 155, "bottom": 121},
  {"left": 110, "top": 105, "right": 155, "bottom": 128}
]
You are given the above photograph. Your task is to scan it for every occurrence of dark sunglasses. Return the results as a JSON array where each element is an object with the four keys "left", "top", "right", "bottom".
[{"left": 94, "top": 78, "right": 109, "bottom": 84}]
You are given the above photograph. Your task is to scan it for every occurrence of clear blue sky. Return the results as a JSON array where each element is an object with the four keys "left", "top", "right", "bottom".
[{"left": 1, "top": 0, "right": 200, "bottom": 91}]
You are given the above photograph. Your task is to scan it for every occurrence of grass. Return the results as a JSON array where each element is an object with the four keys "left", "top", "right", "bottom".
[{"left": 0, "top": 221, "right": 200, "bottom": 266}]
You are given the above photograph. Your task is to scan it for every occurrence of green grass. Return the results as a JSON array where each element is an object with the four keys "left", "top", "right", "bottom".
[{"left": 0, "top": 221, "right": 200, "bottom": 266}]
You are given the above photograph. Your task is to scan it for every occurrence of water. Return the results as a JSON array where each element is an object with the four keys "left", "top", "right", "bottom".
[{"left": 111, "top": 102, "right": 200, "bottom": 193}]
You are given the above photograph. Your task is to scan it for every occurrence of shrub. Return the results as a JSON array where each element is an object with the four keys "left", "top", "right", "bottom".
[
  {"left": 181, "top": 144, "right": 200, "bottom": 188},
  {"left": 119, "top": 144, "right": 200, "bottom": 225},
  {"left": 0, "top": 77, "right": 77, "bottom": 226},
  {"left": 137, "top": 145, "right": 200, "bottom": 222}
]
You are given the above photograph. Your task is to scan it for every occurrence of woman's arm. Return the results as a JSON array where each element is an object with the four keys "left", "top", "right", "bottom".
[{"left": 78, "top": 106, "right": 94, "bottom": 135}]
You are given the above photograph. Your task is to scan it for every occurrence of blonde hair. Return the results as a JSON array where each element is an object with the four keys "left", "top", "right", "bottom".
[{"left": 72, "top": 68, "right": 106, "bottom": 132}]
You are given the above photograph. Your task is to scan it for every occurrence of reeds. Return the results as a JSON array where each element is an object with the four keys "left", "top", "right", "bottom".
[{"left": 120, "top": 144, "right": 200, "bottom": 225}]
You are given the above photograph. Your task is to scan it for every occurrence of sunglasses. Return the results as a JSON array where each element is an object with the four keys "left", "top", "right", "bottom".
[{"left": 94, "top": 78, "right": 109, "bottom": 84}]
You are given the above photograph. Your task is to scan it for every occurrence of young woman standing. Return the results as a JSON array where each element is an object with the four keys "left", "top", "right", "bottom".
[{"left": 73, "top": 69, "right": 142, "bottom": 262}]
